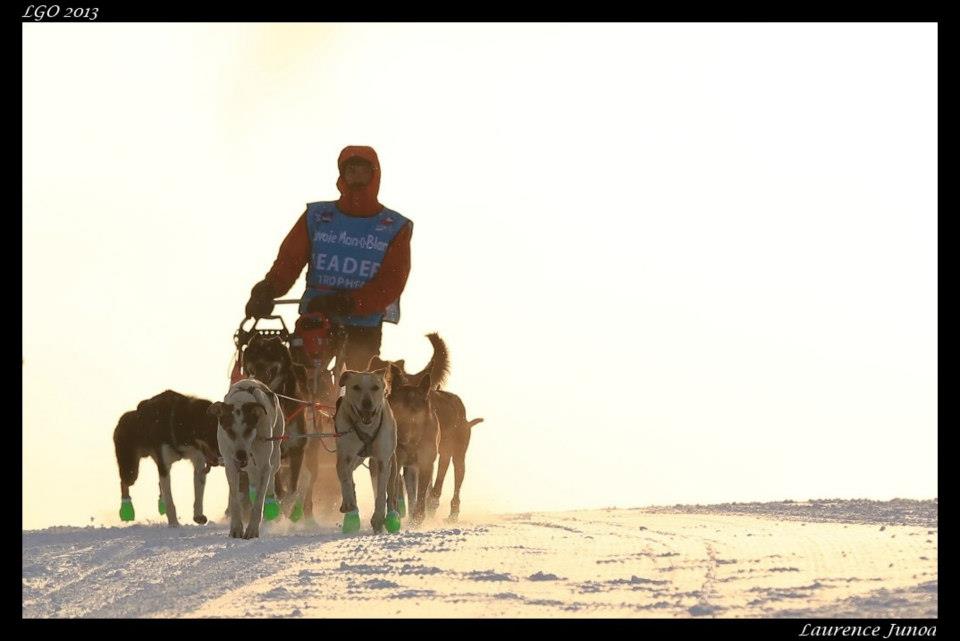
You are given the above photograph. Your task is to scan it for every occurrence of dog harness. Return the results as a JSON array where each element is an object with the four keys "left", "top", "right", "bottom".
[
  {"left": 259, "top": 392, "right": 341, "bottom": 445},
  {"left": 345, "top": 406, "right": 386, "bottom": 459}
]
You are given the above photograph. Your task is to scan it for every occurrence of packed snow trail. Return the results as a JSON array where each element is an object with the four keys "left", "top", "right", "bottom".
[{"left": 23, "top": 503, "right": 938, "bottom": 618}]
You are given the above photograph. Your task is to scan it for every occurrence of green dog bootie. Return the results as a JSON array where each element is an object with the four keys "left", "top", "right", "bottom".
[
  {"left": 157, "top": 497, "right": 167, "bottom": 515},
  {"left": 397, "top": 495, "right": 406, "bottom": 518},
  {"left": 263, "top": 496, "right": 280, "bottom": 521},
  {"left": 119, "top": 498, "right": 135, "bottom": 522},
  {"left": 290, "top": 500, "right": 304, "bottom": 523},
  {"left": 385, "top": 510, "right": 401, "bottom": 534},
  {"left": 342, "top": 510, "right": 361, "bottom": 534}
]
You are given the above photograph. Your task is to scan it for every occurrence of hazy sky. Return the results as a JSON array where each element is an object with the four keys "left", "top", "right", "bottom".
[{"left": 22, "top": 23, "right": 937, "bottom": 530}]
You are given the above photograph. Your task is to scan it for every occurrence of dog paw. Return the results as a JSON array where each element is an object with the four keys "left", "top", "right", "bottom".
[
  {"left": 289, "top": 501, "right": 304, "bottom": 523},
  {"left": 385, "top": 511, "right": 401, "bottom": 534},
  {"left": 243, "top": 527, "right": 260, "bottom": 539},
  {"left": 342, "top": 511, "right": 361, "bottom": 534},
  {"left": 193, "top": 514, "right": 208, "bottom": 525},
  {"left": 263, "top": 497, "right": 280, "bottom": 521},
  {"left": 167, "top": 521, "right": 182, "bottom": 528},
  {"left": 119, "top": 499, "right": 136, "bottom": 522},
  {"left": 229, "top": 525, "right": 244, "bottom": 538}
]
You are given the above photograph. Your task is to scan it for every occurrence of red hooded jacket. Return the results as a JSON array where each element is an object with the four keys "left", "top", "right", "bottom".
[{"left": 263, "top": 146, "right": 412, "bottom": 317}]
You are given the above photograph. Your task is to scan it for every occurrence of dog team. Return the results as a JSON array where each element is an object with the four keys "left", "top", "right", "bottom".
[{"left": 112, "top": 333, "right": 483, "bottom": 538}]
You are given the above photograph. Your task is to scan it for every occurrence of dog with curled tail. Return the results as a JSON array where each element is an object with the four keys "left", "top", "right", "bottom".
[{"left": 209, "top": 378, "right": 284, "bottom": 539}]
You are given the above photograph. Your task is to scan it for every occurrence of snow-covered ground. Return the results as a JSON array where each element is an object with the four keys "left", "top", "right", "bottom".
[{"left": 22, "top": 500, "right": 937, "bottom": 618}]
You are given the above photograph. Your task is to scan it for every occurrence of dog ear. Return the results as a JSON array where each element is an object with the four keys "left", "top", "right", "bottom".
[
  {"left": 339, "top": 370, "right": 354, "bottom": 388},
  {"left": 366, "top": 356, "right": 386, "bottom": 372},
  {"left": 395, "top": 359, "right": 406, "bottom": 372},
  {"left": 418, "top": 373, "right": 432, "bottom": 396},
  {"left": 242, "top": 402, "right": 266, "bottom": 417},
  {"left": 383, "top": 365, "right": 394, "bottom": 396},
  {"left": 208, "top": 402, "right": 225, "bottom": 418},
  {"left": 389, "top": 364, "right": 404, "bottom": 383},
  {"left": 241, "top": 402, "right": 267, "bottom": 425}
]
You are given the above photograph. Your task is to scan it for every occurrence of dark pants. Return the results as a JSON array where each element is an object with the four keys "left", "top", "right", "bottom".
[{"left": 324, "top": 323, "right": 383, "bottom": 372}]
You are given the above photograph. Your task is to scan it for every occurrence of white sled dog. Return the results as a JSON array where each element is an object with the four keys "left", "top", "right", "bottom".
[{"left": 209, "top": 378, "right": 284, "bottom": 539}]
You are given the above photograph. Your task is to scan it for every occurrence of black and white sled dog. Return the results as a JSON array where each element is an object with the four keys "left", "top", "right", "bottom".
[
  {"left": 239, "top": 334, "right": 312, "bottom": 514},
  {"left": 210, "top": 378, "right": 284, "bottom": 539},
  {"left": 112, "top": 390, "right": 222, "bottom": 526}
]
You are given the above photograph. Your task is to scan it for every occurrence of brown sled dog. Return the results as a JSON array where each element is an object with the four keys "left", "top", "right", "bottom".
[
  {"left": 371, "top": 333, "right": 483, "bottom": 521},
  {"left": 386, "top": 367, "right": 440, "bottom": 525}
]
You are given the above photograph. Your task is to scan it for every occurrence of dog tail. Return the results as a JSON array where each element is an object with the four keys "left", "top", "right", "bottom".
[
  {"left": 408, "top": 333, "right": 451, "bottom": 390},
  {"left": 464, "top": 418, "right": 484, "bottom": 429},
  {"left": 113, "top": 411, "right": 142, "bottom": 488}
]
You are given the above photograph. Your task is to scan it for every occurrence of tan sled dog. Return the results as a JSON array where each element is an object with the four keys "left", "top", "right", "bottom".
[{"left": 334, "top": 367, "right": 397, "bottom": 533}]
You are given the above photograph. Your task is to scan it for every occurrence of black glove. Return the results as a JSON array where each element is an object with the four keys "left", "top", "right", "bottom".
[
  {"left": 245, "top": 280, "right": 276, "bottom": 319},
  {"left": 306, "top": 292, "right": 354, "bottom": 316}
]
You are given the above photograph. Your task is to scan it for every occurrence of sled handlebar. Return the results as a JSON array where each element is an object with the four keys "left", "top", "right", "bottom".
[{"left": 235, "top": 313, "right": 291, "bottom": 347}]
